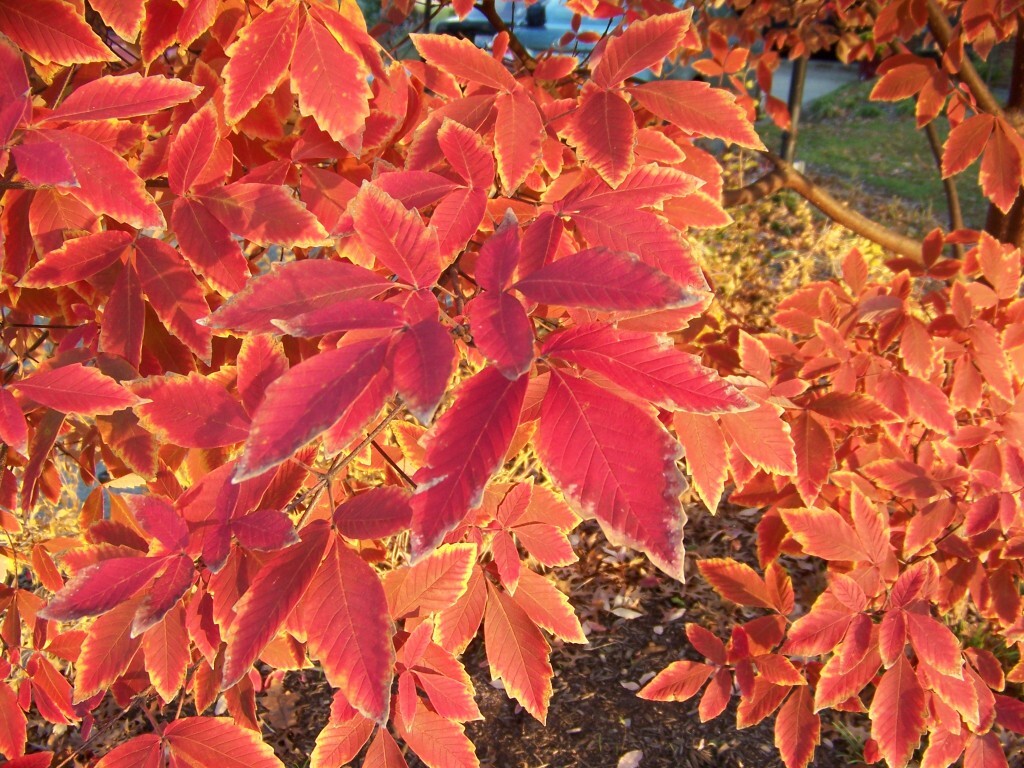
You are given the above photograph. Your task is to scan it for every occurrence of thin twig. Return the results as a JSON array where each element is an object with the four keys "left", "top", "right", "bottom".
[{"left": 295, "top": 405, "right": 409, "bottom": 525}]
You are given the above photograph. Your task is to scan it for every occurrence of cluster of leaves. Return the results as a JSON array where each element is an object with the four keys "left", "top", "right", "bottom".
[
  {"left": 642, "top": 233, "right": 1024, "bottom": 767},
  {"left": 0, "top": 1, "right": 769, "bottom": 766}
]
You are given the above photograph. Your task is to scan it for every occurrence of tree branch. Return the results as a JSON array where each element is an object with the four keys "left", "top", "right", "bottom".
[
  {"left": 477, "top": 0, "right": 535, "bottom": 72},
  {"left": 923, "top": 120, "right": 964, "bottom": 233},
  {"left": 925, "top": 0, "right": 1005, "bottom": 120},
  {"left": 723, "top": 153, "right": 923, "bottom": 259}
]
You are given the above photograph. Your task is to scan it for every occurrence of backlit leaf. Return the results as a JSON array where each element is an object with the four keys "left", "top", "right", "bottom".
[
  {"left": 537, "top": 370, "right": 687, "bottom": 580},
  {"left": 484, "top": 583, "right": 553, "bottom": 723},
  {"left": 222, "top": 0, "right": 301, "bottom": 123},
  {"left": 410, "top": 368, "right": 527, "bottom": 555},
  {"left": 12, "top": 363, "right": 139, "bottom": 416}
]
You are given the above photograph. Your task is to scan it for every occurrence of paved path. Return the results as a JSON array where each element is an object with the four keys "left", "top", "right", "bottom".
[{"left": 769, "top": 59, "right": 861, "bottom": 107}]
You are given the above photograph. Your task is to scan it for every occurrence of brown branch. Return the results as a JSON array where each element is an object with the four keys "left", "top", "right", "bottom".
[
  {"left": 925, "top": 0, "right": 1005, "bottom": 120},
  {"left": 923, "top": 120, "right": 964, "bottom": 233},
  {"left": 477, "top": 0, "right": 535, "bottom": 72},
  {"left": 723, "top": 153, "right": 923, "bottom": 259}
]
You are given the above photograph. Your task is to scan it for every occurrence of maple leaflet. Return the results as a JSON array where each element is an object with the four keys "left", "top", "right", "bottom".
[{"left": 0, "top": 0, "right": 1023, "bottom": 767}]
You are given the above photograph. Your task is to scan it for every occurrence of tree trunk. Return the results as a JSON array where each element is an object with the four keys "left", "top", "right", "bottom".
[{"left": 780, "top": 56, "right": 808, "bottom": 164}]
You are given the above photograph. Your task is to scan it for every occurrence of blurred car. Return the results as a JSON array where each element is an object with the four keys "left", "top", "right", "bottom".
[{"left": 433, "top": 0, "right": 614, "bottom": 56}]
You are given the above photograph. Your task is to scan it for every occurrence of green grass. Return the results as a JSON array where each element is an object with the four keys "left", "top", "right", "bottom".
[{"left": 760, "top": 80, "right": 989, "bottom": 229}]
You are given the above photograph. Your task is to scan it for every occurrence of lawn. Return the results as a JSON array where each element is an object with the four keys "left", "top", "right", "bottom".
[{"left": 759, "top": 79, "right": 990, "bottom": 230}]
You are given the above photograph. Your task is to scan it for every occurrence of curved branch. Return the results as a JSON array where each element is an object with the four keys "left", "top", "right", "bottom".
[
  {"left": 925, "top": 0, "right": 1005, "bottom": 120},
  {"left": 723, "top": 154, "right": 923, "bottom": 259}
]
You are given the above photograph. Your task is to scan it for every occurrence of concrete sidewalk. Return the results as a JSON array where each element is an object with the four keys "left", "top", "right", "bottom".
[{"left": 769, "top": 59, "right": 861, "bottom": 107}]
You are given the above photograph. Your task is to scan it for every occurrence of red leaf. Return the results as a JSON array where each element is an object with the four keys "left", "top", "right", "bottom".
[
  {"left": 310, "top": 707, "right": 374, "bottom": 768},
  {"left": 100, "top": 262, "right": 144, "bottom": 368},
  {"left": 142, "top": 602, "right": 189, "bottom": 702},
  {"left": 205, "top": 260, "right": 391, "bottom": 334},
  {"left": 699, "top": 668, "right": 732, "bottom": 721},
  {"left": 168, "top": 101, "right": 220, "bottom": 195},
  {"left": 350, "top": 183, "right": 442, "bottom": 288},
  {"left": 134, "top": 373, "right": 250, "bottom": 449},
  {"left": 0, "top": 0, "right": 116, "bottom": 65},
  {"left": 411, "top": 33, "right": 515, "bottom": 91},
  {"left": 862, "top": 459, "right": 942, "bottom": 500},
  {"left": 299, "top": 539, "right": 395, "bottom": 722},
  {"left": 687, "top": 624, "right": 727, "bottom": 665},
  {"left": 12, "top": 363, "right": 139, "bottom": 416},
  {"left": 563, "top": 82, "right": 636, "bottom": 186},
  {"left": 35, "top": 130, "right": 163, "bottom": 229},
  {"left": 237, "top": 334, "right": 289, "bottom": 416},
  {"left": 0, "top": 387, "right": 27, "bottom": 453},
  {"left": 774, "top": 686, "right": 820, "bottom": 768},
  {"left": 720, "top": 397, "right": 797, "bottom": 475},
  {"left": 514, "top": 248, "right": 695, "bottom": 311},
  {"left": 558, "top": 163, "right": 701, "bottom": 211},
  {"left": 163, "top": 717, "right": 286, "bottom": 768},
  {"left": 779, "top": 507, "right": 868, "bottom": 562},
  {"left": 438, "top": 118, "right": 495, "bottom": 188},
  {"left": 593, "top": 11, "right": 692, "bottom": 87},
  {"left": 697, "top": 559, "right": 774, "bottom": 609},
  {"left": 736, "top": 679, "right": 791, "bottom": 728},
  {"left": 12, "top": 141, "right": 77, "bottom": 186},
  {"left": 38, "top": 556, "right": 165, "bottom": 622},
  {"left": 132, "top": 553, "right": 194, "bottom": 635},
  {"left": 814, "top": 647, "right": 880, "bottom": 712},
  {"left": 235, "top": 338, "right": 389, "bottom": 481},
  {"left": 629, "top": 80, "right": 764, "bottom": 148},
  {"left": 869, "top": 655, "right": 925, "bottom": 768},
  {"left": 47, "top": 73, "right": 199, "bottom": 122},
  {"left": 393, "top": 318, "right": 456, "bottom": 424},
  {"left": 511, "top": 568, "right": 586, "bottom": 643},
  {"left": 783, "top": 606, "right": 854, "bottom": 656},
  {"left": 468, "top": 292, "right": 534, "bottom": 379},
  {"left": 805, "top": 392, "right": 897, "bottom": 426},
  {"left": 333, "top": 486, "right": 413, "bottom": 539},
  {"left": 171, "top": 198, "right": 250, "bottom": 295},
  {"left": 432, "top": 187, "right": 488, "bottom": 257},
  {"left": 90, "top": 0, "right": 144, "bottom": 40},
  {"left": 200, "top": 183, "right": 329, "bottom": 247},
  {"left": 484, "top": 583, "right": 553, "bottom": 723},
  {"left": 74, "top": 599, "right": 143, "bottom": 700},
  {"left": 0, "top": 680, "right": 26, "bottom": 759},
  {"left": 222, "top": 523, "right": 331, "bottom": 688},
  {"left": 673, "top": 412, "right": 727, "bottom": 513},
  {"left": 638, "top": 660, "right": 715, "bottom": 702},
  {"left": 384, "top": 542, "right": 477, "bottom": 619},
  {"left": 543, "top": 324, "right": 749, "bottom": 412},
  {"left": 93, "top": 734, "right": 161, "bottom": 768},
  {"left": 410, "top": 368, "right": 527, "bottom": 555},
  {"left": 476, "top": 211, "right": 521, "bottom": 292},
  {"left": 273, "top": 299, "right": 405, "bottom": 337},
  {"left": 291, "top": 16, "right": 371, "bottom": 151},
  {"left": 981, "top": 120, "right": 1024, "bottom": 214},
  {"left": 495, "top": 88, "right": 544, "bottom": 191},
  {"left": 942, "top": 114, "right": 994, "bottom": 177},
  {"left": 870, "top": 61, "right": 934, "bottom": 102},
  {"left": 393, "top": 697, "right": 480, "bottom": 768},
  {"left": 222, "top": 1, "right": 301, "bottom": 123},
  {"left": 360, "top": 729, "right": 407, "bottom": 768},
  {"left": 964, "top": 733, "right": 1009, "bottom": 768},
  {"left": 134, "top": 235, "right": 213, "bottom": 361},
  {"left": 905, "top": 612, "right": 963, "bottom": 677},
  {"left": 537, "top": 370, "right": 687, "bottom": 579}
]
